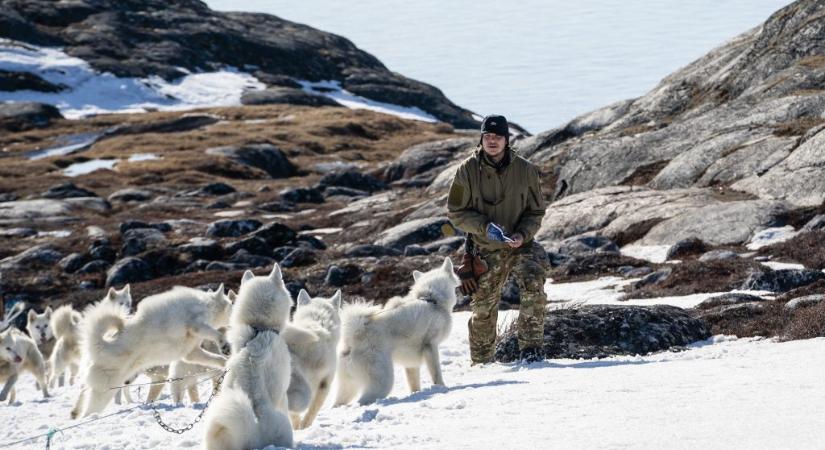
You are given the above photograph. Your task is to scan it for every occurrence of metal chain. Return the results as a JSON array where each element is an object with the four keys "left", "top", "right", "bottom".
[{"left": 151, "top": 369, "right": 227, "bottom": 434}]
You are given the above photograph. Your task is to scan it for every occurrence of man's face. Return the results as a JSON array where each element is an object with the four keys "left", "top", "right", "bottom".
[{"left": 481, "top": 132, "right": 506, "bottom": 158}]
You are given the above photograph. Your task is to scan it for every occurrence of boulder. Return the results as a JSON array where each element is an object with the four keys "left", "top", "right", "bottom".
[
  {"left": 120, "top": 228, "right": 167, "bottom": 257},
  {"left": 206, "top": 144, "right": 297, "bottom": 179},
  {"left": 0, "top": 245, "right": 62, "bottom": 270},
  {"left": 375, "top": 217, "right": 451, "bottom": 250},
  {"left": 665, "top": 238, "right": 707, "bottom": 260},
  {"left": 280, "top": 187, "right": 324, "bottom": 204},
  {"left": 77, "top": 259, "right": 110, "bottom": 274},
  {"left": 58, "top": 253, "right": 86, "bottom": 273},
  {"left": 318, "top": 170, "right": 387, "bottom": 193},
  {"left": 698, "top": 250, "right": 739, "bottom": 262},
  {"left": 108, "top": 188, "right": 152, "bottom": 203},
  {"left": 240, "top": 87, "right": 341, "bottom": 107},
  {"left": 325, "top": 264, "right": 362, "bottom": 287},
  {"left": 280, "top": 248, "right": 316, "bottom": 268},
  {"left": 344, "top": 244, "right": 402, "bottom": 258},
  {"left": 556, "top": 235, "right": 620, "bottom": 256},
  {"left": 382, "top": 138, "right": 474, "bottom": 183},
  {"left": 106, "top": 257, "right": 152, "bottom": 287},
  {"left": 783, "top": 294, "right": 825, "bottom": 311},
  {"left": 206, "top": 219, "right": 262, "bottom": 238},
  {"left": 0, "top": 198, "right": 110, "bottom": 225},
  {"left": 695, "top": 293, "right": 766, "bottom": 310},
  {"left": 740, "top": 269, "right": 825, "bottom": 293},
  {"left": 41, "top": 182, "right": 99, "bottom": 199},
  {"left": 252, "top": 222, "right": 297, "bottom": 247},
  {"left": 494, "top": 305, "right": 710, "bottom": 362},
  {"left": 0, "top": 101, "right": 62, "bottom": 131}
]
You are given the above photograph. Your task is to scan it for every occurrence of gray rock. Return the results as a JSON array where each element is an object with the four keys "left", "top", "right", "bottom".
[
  {"left": 494, "top": 305, "right": 710, "bottom": 362},
  {"left": 665, "top": 238, "right": 707, "bottom": 260},
  {"left": 207, "top": 144, "right": 297, "bottom": 179},
  {"left": 375, "top": 217, "right": 451, "bottom": 250},
  {"left": 0, "top": 198, "right": 110, "bottom": 225},
  {"left": 295, "top": 235, "right": 327, "bottom": 251},
  {"left": 272, "top": 246, "right": 298, "bottom": 262},
  {"left": 325, "top": 264, "right": 362, "bottom": 287},
  {"left": 404, "top": 245, "right": 429, "bottom": 256},
  {"left": 177, "top": 238, "right": 224, "bottom": 262},
  {"left": 698, "top": 250, "right": 739, "bottom": 262},
  {"left": 192, "top": 183, "right": 237, "bottom": 197},
  {"left": 106, "top": 257, "right": 152, "bottom": 287},
  {"left": 77, "top": 259, "right": 110, "bottom": 274},
  {"left": 252, "top": 222, "right": 297, "bottom": 247},
  {"left": 280, "top": 248, "right": 316, "bottom": 268},
  {"left": 108, "top": 188, "right": 152, "bottom": 203},
  {"left": 382, "top": 138, "right": 475, "bottom": 183},
  {"left": 801, "top": 214, "right": 825, "bottom": 232},
  {"left": 108, "top": 115, "right": 219, "bottom": 136},
  {"left": 88, "top": 245, "right": 116, "bottom": 263},
  {"left": 783, "top": 294, "right": 825, "bottom": 311},
  {"left": 224, "top": 236, "right": 271, "bottom": 257},
  {"left": 422, "top": 236, "right": 465, "bottom": 254},
  {"left": 280, "top": 187, "right": 324, "bottom": 204},
  {"left": 206, "top": 219, "right": 262, "bottom": 238},
  {"left": 323, "top": 186, "right": 369, "bottom": 198},
  {"left": 0, "top": 101, "right": 62, "bottom": 131},
  {"left": 205, "top": 261, "right": 249, "bottom": 272},
  {"left": 740, "top": 269, "right": 825, "bottom": 293},
  {"left": 0, "top": 227, "right": 36, "bottom": 238},
  {"left": 121, "top": 228, "right": 166, "bottom": 256},
  {"left": 345, "top": 244, "right": 402, "bottom": 258},
  {"left": 631, "top": 268, "right": 672, "bottom": 290},
  {"left": 640, "top": 200, "right": 789, "bottom": 246},
  {"left": 119, "top": 220, "right": 171, "bottom": 234},
  {"left": 0, "top": 245, "right": 62, "bottom": 270},
  {"left": 42, "top": 182, "right": 99, "bottom": 199},
  {"left": 318, "top": 170, "right": 387, "bottom": 193},
  {"left": 229, "top": 249, "right": 274, "bottom": 269},
  {"left": 617, "top": 266, "right": 653, "bottom": 278},
  {"left": 59, "top": 253, "right": 86, "bottom": 273},
  {"left": 695, "top": 293, "right": 766, "bottom": 310},
  {"left": 556, "top": 235, "right": 620, "bottom": 256},
  {"left": 240, "top": 87, "right": 341, "bottom": 107},
  {"left": 0, "top": 69, "right": 64, "bottom": 93}
]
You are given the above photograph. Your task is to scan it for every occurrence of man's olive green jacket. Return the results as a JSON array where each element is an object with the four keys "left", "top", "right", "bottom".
[{"left": 446, "top": 148, "right": 546, "bottom": 251}]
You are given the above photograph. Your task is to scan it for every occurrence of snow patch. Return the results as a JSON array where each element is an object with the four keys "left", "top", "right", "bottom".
[
  {"left": 620, "top": 243, "right": 671, "bottom": 263},
  {"left": 62, "top": 154, "right": 163, "bottom": 177},
  {"left": 299, "top": 80, "right": 438, "bottom": 122},
  {"left": 1, "top": 39, "right": 265, "bottom": 119},
  {"left": 746, "top": 226, "right": 797, "bottom": 250}
]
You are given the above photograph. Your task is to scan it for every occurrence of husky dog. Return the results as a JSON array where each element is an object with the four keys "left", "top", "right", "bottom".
[
  {"left": 48, "top": 304, "right": 84, "bottom": 387},
  {"left": 169, "top": 327, "right": 231, "bottom": 404},
  {"left": 286, "top": 289, "right": 342, "bottom": 429},
  {"left": 72, "top": 284, "right": 232, "bottom": 418},
  {"left": 335, "top": 257, "right": 460, "bottom": 406},
  {"left": 0, "top": 328, "right": 50, "bottom": 403},
  {"left": 26, "top": 307, "right": 55, "bottom": 361},
  {"left": 203, "top": 265, "right": 314, "bottom": 450}
]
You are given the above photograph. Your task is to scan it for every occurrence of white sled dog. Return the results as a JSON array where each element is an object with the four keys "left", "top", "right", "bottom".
[
  {"left": 50, "top": 287, "right": 131, "bottom": 388},
  {"left": 169, "top": 327, "right": 231, "bottom": 404},
  {"left": 203, "top": 265, "right": 315, "bottom": 450},
  {"left": 72, "top": 284, "right": 232, "bottom": 418},
  {"left": 335, "top": 257, "right": 460, "bottom": 406},
  {"left": 286, "top": 289, "right": 342, "bottom": 429},
  {"left": 26, "top": 307, "right": 55, "bottom": 363},
  {"left": 0, "top": 328, "right": 50, "bottom": 403}
]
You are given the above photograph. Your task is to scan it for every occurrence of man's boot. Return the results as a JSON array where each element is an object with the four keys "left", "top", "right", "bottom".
[{"left": 518, "top": 347, "right": 543, "bottom": 363}]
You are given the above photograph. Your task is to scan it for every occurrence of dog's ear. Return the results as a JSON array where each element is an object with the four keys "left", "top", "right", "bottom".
[
  {"left": 228, "top": 289, "right": 237, "bottom": 303},
  {"left": 331, "top": 290, "right": 342, "bottom": 309},
  {"left": 121, "top": 284, "right": 131, "bottom": 296},
  {"left": 269, "top": 264, "right": 283, "bottom": 281},
  {"left": 106, "top": 287, "right": 118, "bottom": 300},
  {"left": 45, "top": 306, "right": 53, "bottom": 316},
  {"left": 441, "top": 256, "right": 454, "bottom": 273},
  {"left": 297, "top": 289, "right": 311, "bottom": 306},
  {"left": 27, "top": 309, "right": 36, "bottom": 323},
  {"left": 412, "top": 270, "right": 424, "bottom": 282},
  {"left": 214, "top": 283, "right": 225, "bottom": 298},
  {"left": 241, "top": 270, "right": 255, "bottom": 285}
]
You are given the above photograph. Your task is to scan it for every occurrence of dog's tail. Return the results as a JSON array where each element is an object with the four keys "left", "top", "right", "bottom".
[
  {"left": 50, "top": 305, "right": 81, "bottom": 340},
  {"left": 80, "top": 300, "right": 128, "bottom": 356},
  {"left": 339, "top": 300, "right": 381, "bottom": 344},
  {"left": 203, "top": 386, "right": 293, "bottom": 450}
]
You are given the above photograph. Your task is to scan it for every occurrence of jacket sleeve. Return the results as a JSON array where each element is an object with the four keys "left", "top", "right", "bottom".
[
  {"left": 446, "top": 164, "right": 488, "bottom": 235},
  {"left": 515, "top": 165, "right": 546, "bottom": 242}
]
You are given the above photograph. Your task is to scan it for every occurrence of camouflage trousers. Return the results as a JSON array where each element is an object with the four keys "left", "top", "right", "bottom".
[{"left": 468, "top": 240, "right": 548, "bottom": 364}]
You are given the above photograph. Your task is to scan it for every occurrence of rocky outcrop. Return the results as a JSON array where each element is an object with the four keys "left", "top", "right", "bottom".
[
  {"left": 0, "top": 0, "right": 478, "bottom": 128},
  {"left": 205, "top": 144, "right": 297, "bottom": 179},
  {"left": 494, "top": 305, "right": 711, "bottom": 361},
  {"left": 0, "top": 101, "right": 62, "bottom": 131}
]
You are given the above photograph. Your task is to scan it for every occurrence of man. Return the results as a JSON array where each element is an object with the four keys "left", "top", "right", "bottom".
[{"left": 446, "top": 114, "right": 548, "bottom": 364}]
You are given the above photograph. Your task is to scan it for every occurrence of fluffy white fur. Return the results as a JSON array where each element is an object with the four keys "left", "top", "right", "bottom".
[
  {"left": 71, "top": 284, "right": 232, "bottom": 418},
  {"left": 0, "top": 328, "right": 49, "bottom": 403},
  {"left": 26, "top": 306, "right": 55, "bottom": 361},
  {"left": 286, "top": 289, "right": 342, "bottom": 429},
  {"left": 203, "top": 265, "right": 305, "bottom": 450},
  {"left": 335, "top": 257, "right": 460, "bottom": 405}
]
